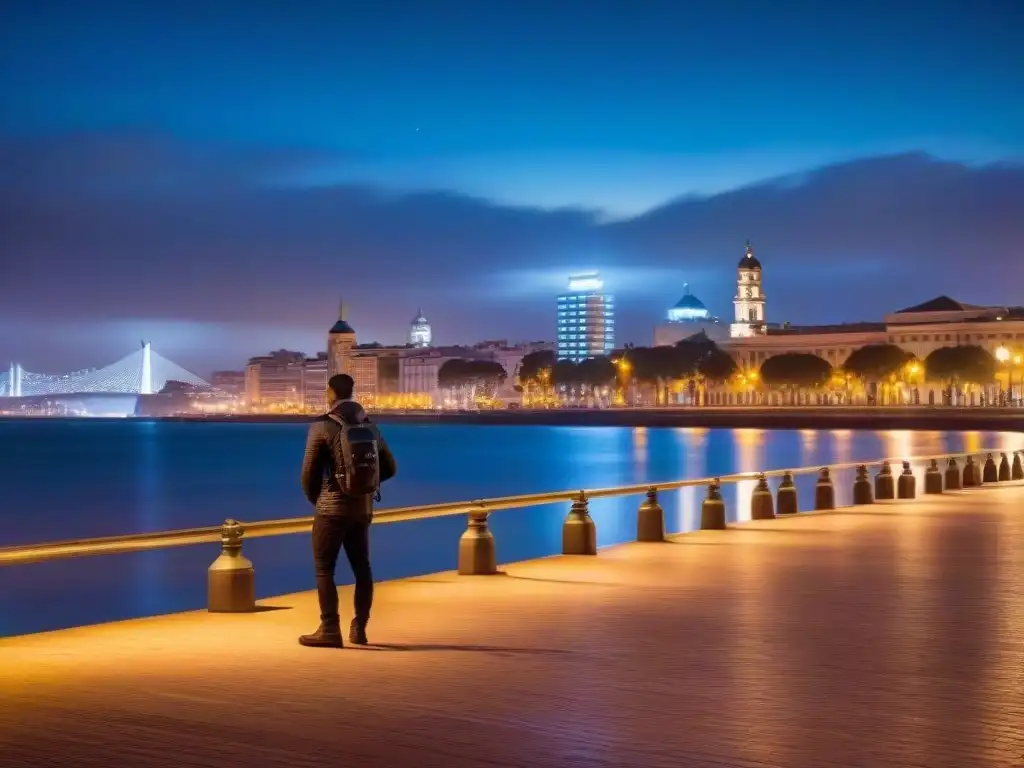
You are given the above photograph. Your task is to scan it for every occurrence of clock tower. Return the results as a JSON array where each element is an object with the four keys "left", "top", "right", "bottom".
[{"left": 730, "top": 241, "right": 766, "bottom": 338}]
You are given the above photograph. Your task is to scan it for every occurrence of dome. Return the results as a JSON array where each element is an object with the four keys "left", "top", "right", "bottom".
[
  {"left": 667, "top": 284, "right": 711, "bottom": 323},
  {"left": 739, "top": 241, "right": 762, "bottom": 270},
  {"left": 409, "top": 308, "right": 432, "bottom": 347},
  {"left": 673, "top": 293, "right": 707, "bottom": 312}
]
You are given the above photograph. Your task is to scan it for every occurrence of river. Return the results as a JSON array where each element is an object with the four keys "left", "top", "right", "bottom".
[{"left": 0, "top": 419, "right": 1018, "bottom": 637}]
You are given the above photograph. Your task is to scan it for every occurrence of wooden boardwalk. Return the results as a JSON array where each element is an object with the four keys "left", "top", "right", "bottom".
[{"left": 2, "top": 487, "right": 1023, "bottom": 768}]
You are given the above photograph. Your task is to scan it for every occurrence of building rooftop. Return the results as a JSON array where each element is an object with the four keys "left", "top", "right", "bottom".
[
  {"left": 894, "top": 295, "right": 988, "bottom": 314},
  {"left": 738, "top": 241, "right": 761, "bottom": 270},
  {"left": 765, "top": 321, "right": 886, "bottom": 336}
]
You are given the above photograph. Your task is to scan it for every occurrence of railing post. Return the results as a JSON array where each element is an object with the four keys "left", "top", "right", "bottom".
[
  {"left": 563, "top": 491, "right": 597, "bottom": 555},
  {"left": 814, "top": 468, "right": 835, "bottom": 510},
  {"left": 700, "top": 479, "right": 727, "bottom": 530},
  {"left": 207, "top": 519, "right": 255, "bottom": 613},
  {"left": 998, "top": 452, "right": 1011, "bottom": 482},
  {"left": 963, "top": 456, "right": 980, "bottom": 487},
  {"left": 897, "top": 461, "right": 916, "bottom": 499},
  {"left": 853, "top": 465, "right": 873, "bottom": 505},
  {"left": 750, "top": 474, "right": 775, "bottom": 520},
  {"left": 874, "top": 461, "right": 895, "bottom": 500},
  {"left": 1013, "top": 451, "right": 1024, "bottom": 481},
  {"left": 945, "top": 457, "right": 961, "bottom": 490},
  {"left": 776, "top": 471, "right": 798, "bottom": 515},
  {"left": 458, "top": 508, "right": 498, "bottom": 575},
  {"left": 982, "top": 453, "right": 998, "bottom": 483},
  {"left": 636, "top": 487, "right": 666, "bottom": 542},
  {"left": 924, "top": 459, "right": 943, "bottom": 494}
]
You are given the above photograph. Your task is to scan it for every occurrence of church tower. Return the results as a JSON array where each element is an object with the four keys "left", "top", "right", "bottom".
[
  {"left": 730, "top": 241, "right": 766, "bottom": 338},
  {"left": 327, "top": 298, "right": 357, "bottom": 377}
]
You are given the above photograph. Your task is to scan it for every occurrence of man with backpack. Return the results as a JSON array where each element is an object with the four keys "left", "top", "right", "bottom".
[{"left": 298, "top": 373, "right": 397, "bottom": 648}]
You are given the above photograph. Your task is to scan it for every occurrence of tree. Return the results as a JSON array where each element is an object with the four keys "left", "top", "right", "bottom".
[
  {"left": 696, "top": 347, "right": 737, "bottom": 382},
  {"left": 517, "top": 350, "right": 556, "bottom": 384},
  {"left": 437, "top": 359, "right": 508, "bottom": 407},
  {"left": 924, "top": 345, "right": 996, "bottom": 385},
  {"left": 551, "top": 359, "right": 580, "bottom": 388},
  {"left": 843, "top": 344, "right": 915, "bottom": 380},
  {"left": 760, "top": 353, "right": 833, "bottom": 389},
  {"left": 576, "top": 356, "right": 617, "bottom": 388}
]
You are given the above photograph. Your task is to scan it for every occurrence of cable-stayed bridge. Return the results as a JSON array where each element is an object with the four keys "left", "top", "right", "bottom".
[{"left": 0, "top": 343, "right": 208, "bottom": 398}]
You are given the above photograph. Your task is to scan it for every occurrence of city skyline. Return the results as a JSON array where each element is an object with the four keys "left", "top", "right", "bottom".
[{"left": 1, "top": 1, "right": 1022, "bottom": 373}]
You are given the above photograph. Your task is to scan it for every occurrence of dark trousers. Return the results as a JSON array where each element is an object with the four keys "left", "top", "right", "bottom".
[{"left": 312, "top": 515, "right": 373, "bottom": 628}]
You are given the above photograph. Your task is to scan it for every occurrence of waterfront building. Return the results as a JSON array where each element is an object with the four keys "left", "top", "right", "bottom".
[
  {"left": 409, "top": 309, "right": 432, "bottom": 347},
  {"left": 557, "top": 272, "right": 615, "bottom": 362},
  {"left": 706, "top": 244, "right": 1024, "bottom": 405},
  {"left": 210, "top": 370, "right": 245, "bottom": 396},
  {"left": 244, "top": 351, "right": 329, "bottom": 412},
  {"left": 349, "top": 354, "right": 379, "bottom": 400},
  {"left": 653, "top": 285, "right": 730, "bottom": 346},
  {"left": 326, "top": 299, "right": 357, "bottom": 378}
]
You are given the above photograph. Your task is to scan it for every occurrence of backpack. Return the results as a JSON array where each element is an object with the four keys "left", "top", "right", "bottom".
[{"left": 327, "top": 414, "right": 381, "bottom": 497}]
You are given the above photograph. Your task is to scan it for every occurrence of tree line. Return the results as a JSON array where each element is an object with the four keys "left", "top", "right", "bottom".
[{"left": 437, "top": 338, "right": 1001, "bottom": 395}]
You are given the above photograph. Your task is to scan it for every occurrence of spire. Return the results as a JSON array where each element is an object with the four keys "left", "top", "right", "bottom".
[
  {"left": 683, "top": 282, "right": 690, "bottom": 296},
  {"left": 745, "top": 240, "right": 753, "bottom": 257},
  {"left": 328, "top": 297, "right": 356, "bottom": 335}
]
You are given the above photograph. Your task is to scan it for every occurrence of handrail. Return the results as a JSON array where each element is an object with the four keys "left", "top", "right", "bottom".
[{"left": 0, "top": 448, "right": 1001, "bottom": 567}]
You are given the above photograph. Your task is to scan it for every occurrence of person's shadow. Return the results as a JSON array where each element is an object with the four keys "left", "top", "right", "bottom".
[{"left": 359, "top": 643, "right": 568, "bottom": 654}]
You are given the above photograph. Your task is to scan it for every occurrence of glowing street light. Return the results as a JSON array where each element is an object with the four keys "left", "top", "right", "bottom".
[{"left": 996, "top": 345, "right": 1010, "bottom": 363}]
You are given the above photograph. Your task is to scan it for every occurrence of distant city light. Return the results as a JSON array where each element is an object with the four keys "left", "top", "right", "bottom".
[{"left": 567, "top": 272, "right": 603, "bottom": 292}]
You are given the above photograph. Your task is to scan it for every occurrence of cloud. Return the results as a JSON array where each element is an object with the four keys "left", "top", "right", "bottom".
[{"left": 0, "top": 134, "right": 1022, "bottom": 372}]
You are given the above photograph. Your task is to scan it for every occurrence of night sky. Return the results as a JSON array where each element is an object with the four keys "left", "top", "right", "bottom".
[{"left": 1, "top": 1, "right": 1022, "bottom": 375}]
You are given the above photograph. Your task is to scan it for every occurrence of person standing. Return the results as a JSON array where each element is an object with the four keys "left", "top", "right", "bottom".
[{"left": 298, "top": 373, "right": 397, "bottom": 648}]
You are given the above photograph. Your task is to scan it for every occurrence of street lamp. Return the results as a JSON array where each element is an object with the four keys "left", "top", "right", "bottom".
[{"left": 996, "top": 346, "right": 1011, "bottom": 406}]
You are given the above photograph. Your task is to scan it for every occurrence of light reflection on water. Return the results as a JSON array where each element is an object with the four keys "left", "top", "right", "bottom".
[{"left": 0, "top": 421, "right": 1016, "bottom": 637}]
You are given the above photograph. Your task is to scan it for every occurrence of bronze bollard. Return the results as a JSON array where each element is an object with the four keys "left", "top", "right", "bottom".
[
  {"left": 814, "top": 468, "right": 836, "bottom": 510},
  {"left": 637, "top": 487, "right": 666, "bottom": 542},
  {"left": 458, "top": 508, "right": 498, "bottom": 575},
  {"left": 208, "top": 519, "right": 256, "bottom": 613},
  {"left": 563, "top": 491, "right": 597, "bottom": 555},
  {"left": 945, "top": 457, "right": 961, "bottom": 490},
  {"left": 701, "top": 480, "right": 727, "bottom": 530},
  {"left": 874, "top": 461, "right": 895, "bottom": 500},
  {"left": 998, "top": 452, "right": 1011, "bottom": 482},
  {"left": 853, "top": 465, "right": 874, "bottom": 505},
  {"left": 924, "top": 460, "right": 943, "bottom": 494},
  {"left": 897, "top": 461, "right": 916, "bottom": 499},
  {"left": 982, "top": 453, "right": 998, "bottom": 483},
  {"left": 1012, "top": 451, "right": 1024, "bottom": 481},
  {"left": 963, "top": 456, "right": 980, "bottom": 487},
  {"left": 750, "top": 474, "right": 775, "bottom": 520},
  {"left": 776, "top": 471, "right": 798, "bottom": 515}
]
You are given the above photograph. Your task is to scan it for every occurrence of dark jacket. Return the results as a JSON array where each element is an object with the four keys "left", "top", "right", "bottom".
[{"left": 300, "top": 400, "right": 397, "bottom": 517}]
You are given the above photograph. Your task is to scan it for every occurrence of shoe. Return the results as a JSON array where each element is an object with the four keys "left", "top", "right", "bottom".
[
  {"left": 349, "top": 619, "right": 368, "bottom": 645},
  {"left": 299, "top": 622, "right": 343, "bottom": 648}
]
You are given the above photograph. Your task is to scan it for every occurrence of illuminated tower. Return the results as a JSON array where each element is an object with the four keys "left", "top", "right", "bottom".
[
  {"left": 409, "top": 309, "right": 432, "bottom": 347},
  {"left": 557, "top": 272, "right": 614, "bottom": 362},
  {"left": 327, "top": 298, "right": 357, "bottom": 377},
  {"left": 140, "top": 341, "right": 154, "bottom": 394},
  {"left": 730, "top": 241, "right": 766, "bottom": 338}
]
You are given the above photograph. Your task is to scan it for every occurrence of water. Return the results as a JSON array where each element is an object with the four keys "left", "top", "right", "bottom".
[{"left": 0, "top": 420, "right": 1019, "bottom": 637}]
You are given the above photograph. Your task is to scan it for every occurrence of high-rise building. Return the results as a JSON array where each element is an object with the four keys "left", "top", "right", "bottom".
[
  {"left": 730, "top": 242, "right": 767, "bottom": 338},
  {"left": 409, "top": 309, "right": 432, "bottom": 347},
  {"left": 557, "top": 272, "right": 614, "bottom": 362},
  {"left": 327, "top": 298, "right": 357, "bottom": 377}
]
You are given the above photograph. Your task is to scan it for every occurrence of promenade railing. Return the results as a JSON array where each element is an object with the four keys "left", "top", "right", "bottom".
[{"left": 1, "top": 449, "right": 1020, "bottom": 612}]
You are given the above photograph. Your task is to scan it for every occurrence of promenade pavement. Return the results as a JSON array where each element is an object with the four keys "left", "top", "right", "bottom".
[{"left": 1, "top": 486, "right": 1022, "bottom": 768}]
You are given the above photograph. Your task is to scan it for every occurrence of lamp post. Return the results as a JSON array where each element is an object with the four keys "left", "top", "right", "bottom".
[{"left": 996, "top": 346, "right": 1010, "bottom": 406}]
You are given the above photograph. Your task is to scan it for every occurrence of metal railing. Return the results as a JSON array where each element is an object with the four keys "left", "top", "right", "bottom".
[{"left": 1, "top": 449, "right": 1020, "bottom": 612}]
